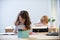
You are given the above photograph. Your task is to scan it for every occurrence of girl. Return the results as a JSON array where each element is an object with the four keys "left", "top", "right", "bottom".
[
  {"left": 35, "top": 16, "right": 48, "bottom": 26},
  {"left": 14, "top": 10, "right": 31, "bottom": 33}
]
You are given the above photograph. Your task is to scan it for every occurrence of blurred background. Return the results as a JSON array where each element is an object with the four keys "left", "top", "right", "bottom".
[{"left": 0, "top": 0, "right": 59, "bottom": 33}]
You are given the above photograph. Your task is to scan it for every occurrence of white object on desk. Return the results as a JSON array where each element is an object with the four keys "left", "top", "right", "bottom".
[
  {"left": 31, "top": 26, "right": 48, "bottom": 29},
  {"left": 29, "top": 35, "right": 59, "bottom": 39},
  {"left": 5, "top": 26, "right": 14, "bottom": 29},
  {"left": 0, "top": 33, "right": 15, "bottom": 35}
]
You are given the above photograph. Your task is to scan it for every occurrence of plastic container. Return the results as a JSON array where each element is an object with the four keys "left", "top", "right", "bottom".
[{"left": 18, "top": 29, "right": 29, "bottom": 38}]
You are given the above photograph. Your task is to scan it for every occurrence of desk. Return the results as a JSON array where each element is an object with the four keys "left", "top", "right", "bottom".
[{"left": 0, "top": 34, "right": 59, "bottom": 40}]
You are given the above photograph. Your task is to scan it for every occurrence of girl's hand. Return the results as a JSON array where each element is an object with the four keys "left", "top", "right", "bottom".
[
  {"left": 22, "top": 27, "right": 27, "bottom": 30},
  {"left": 14, "top": 31, "right": 17, "bottom": 34},
  {"left": 29, "top": 32, "right": 32, "bottom": 35}
]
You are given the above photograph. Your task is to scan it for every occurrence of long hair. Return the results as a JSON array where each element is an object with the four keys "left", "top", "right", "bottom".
[{"left": 15, "top": 10, "right": 31, "bottom": 30}]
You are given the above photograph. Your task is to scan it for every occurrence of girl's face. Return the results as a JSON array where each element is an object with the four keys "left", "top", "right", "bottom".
[
  {"left": 19, "top": 16, "right": 25, "bottom": 24},
  {"left": 41, "top": 17, "right": 46, "bottom": 23},
  {"left": 41, "top": 17, "right": 47, "bottom": 24}
]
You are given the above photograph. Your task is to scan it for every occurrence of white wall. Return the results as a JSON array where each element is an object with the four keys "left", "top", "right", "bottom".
[
  {"left": 0, "top": 0, "right": 51, "bottom": 33},
  {"left": 57, "top": 0, "right": 60, "bottom": 25}
]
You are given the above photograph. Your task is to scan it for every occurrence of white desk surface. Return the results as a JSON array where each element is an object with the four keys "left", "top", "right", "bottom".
[{"left": 0, "top": 33, "right": 60, "bottom": 40}]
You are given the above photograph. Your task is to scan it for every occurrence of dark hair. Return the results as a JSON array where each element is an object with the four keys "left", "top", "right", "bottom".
[{"left": 15, "top": 10, "right": 31, "bottom": 30}]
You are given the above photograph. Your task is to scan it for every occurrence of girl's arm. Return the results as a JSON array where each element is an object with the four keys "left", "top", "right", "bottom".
[
  {"left": 14, "top": 26, "right": 18, "bottom": 33},
  {"left": 34, "top": 22, "right": 42, "bottom": 26}
]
